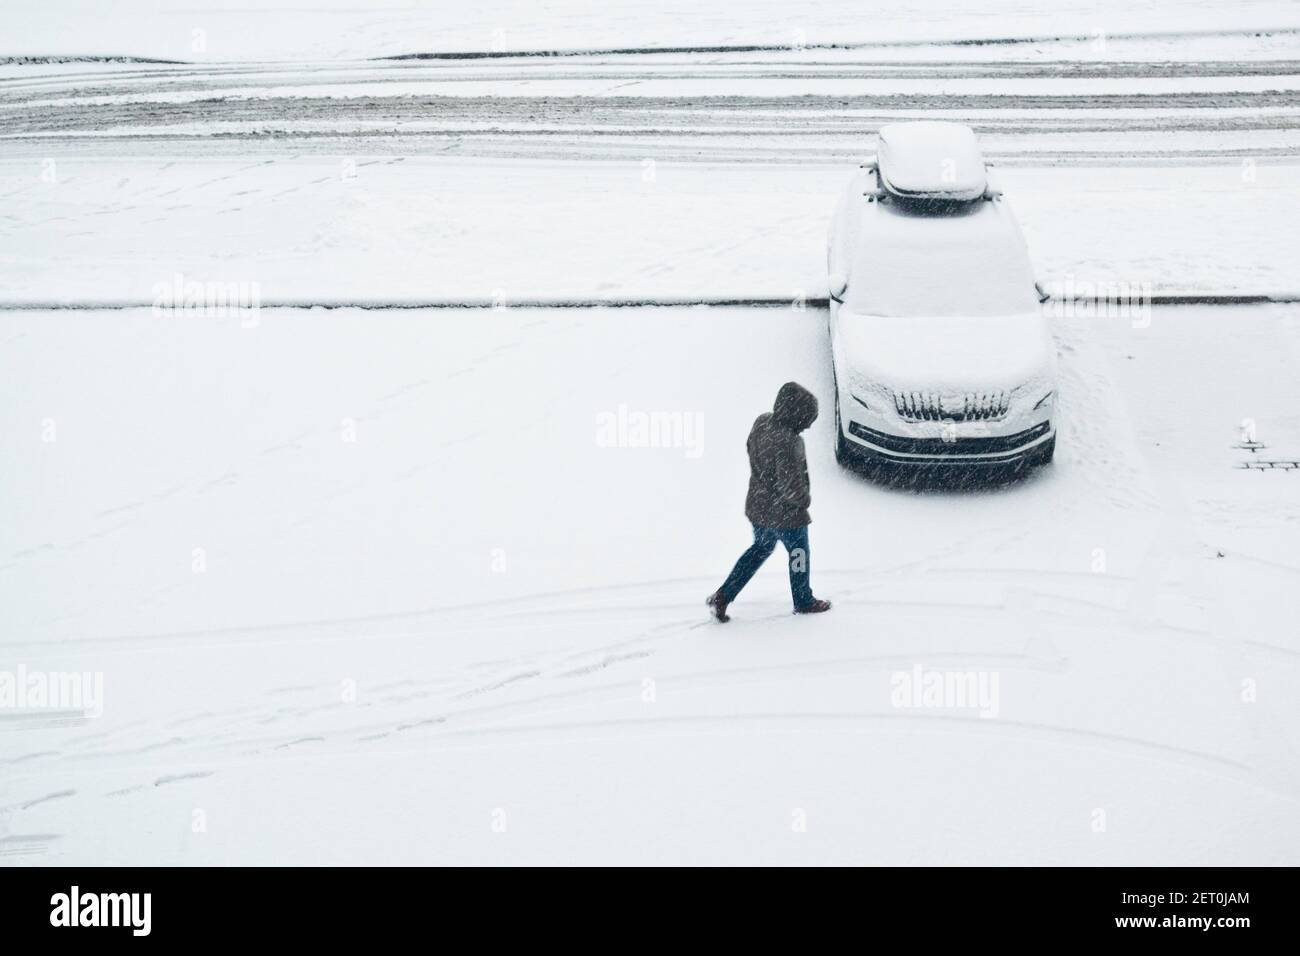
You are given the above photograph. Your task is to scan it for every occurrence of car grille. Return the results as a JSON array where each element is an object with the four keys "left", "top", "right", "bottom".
[
  {"left": 892, "top": 390, "right": 1011, "bottom": 423},
  {"left": 849, "top": 420, "right": 1050, "bottom": 456}
]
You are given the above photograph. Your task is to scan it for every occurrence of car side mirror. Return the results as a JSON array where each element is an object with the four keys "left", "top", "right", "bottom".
[
  {"left": 983, "top": 163, "right": 1003, "bottom": 200},
  {"left": 828, "top": 272, "right": 848, "bottom": 303},
  {"left": 865, "top": 163, "right": 888, "bottom": 202}
]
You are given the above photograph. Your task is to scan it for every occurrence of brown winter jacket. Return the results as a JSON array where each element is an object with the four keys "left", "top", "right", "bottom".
[{"left": 744, "top": 382, "right": 819, "bottom": 529}]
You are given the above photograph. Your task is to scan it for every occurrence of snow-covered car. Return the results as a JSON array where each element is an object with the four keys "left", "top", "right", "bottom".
[{"left": 827, "top": 122, "right": 1057, "bottom": 472}]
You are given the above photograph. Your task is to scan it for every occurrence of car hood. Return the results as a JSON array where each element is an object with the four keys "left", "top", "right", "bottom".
[{"left": 836, "top": 309, "right": 1056, "bottom": 393}]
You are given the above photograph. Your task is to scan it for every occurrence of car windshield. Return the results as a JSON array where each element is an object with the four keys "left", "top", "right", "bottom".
[{"left": 846, "top": 206, "right": 1041, "bottom": 318}]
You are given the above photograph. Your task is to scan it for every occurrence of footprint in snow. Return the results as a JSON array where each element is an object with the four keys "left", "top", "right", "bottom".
[
  {"left": 395, "top": 717, "right": 445, "bottom": 732},
  {"left": 17, "top": 790, "right": 75, "bottom": 811},
  {"left": 455, "top": 671, "right": 541, "bottom": 700},
  {"left": 557, "top": 650, "right": 654, "bottom": 678},
  {"left": 154, "top": 771, "right": 214, "bottom": 787}
]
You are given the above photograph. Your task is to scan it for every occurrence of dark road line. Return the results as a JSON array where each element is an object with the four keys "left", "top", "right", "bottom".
[{"left": 2, "top": 294, "right": 1298, "bottom": 312}]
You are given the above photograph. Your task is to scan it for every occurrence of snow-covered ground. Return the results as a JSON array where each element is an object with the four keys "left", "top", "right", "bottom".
[
  {"left": 2, "top": 302, "right": 1299, "bottom": 864},
  {"left": 4, "top": 44, "right": 1300, "bottom": 301},
  {"left": 7, "top": 0, "right": 1300, "bottom": 62},
  {"left": 2, "top": 159, "right": 1298, "bottom": 302},
  {"left": 2, "top": 2, "right": 1299, "bottom": 866}
]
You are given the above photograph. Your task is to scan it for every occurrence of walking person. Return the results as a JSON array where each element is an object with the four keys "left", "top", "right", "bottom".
[{"left": 707, "top": 382, "right": 832, "bottom": 622}]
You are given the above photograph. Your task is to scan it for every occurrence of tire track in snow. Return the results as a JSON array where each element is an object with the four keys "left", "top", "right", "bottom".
[
  {"left": 3, "top": 54, "right": 1299, "bottom": 163},
  {"left": 377, "top": 25, "right": 1300, "bottom": 59}
]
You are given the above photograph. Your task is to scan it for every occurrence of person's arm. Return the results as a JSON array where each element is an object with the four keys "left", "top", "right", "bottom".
[
  {"left": 793, "top": 437, "right": 811, "bottom": 511},
  {"left": 768, "top": 433, "right": 809, "bottom": 510}
]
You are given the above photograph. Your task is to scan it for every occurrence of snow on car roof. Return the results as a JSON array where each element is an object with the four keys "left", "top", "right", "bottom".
[
  {"left": 877, "top": 122, "right": 987, "bottom": 201},
  {"left": 847, "top": 197, "right": 1040, "bottom": 318}
]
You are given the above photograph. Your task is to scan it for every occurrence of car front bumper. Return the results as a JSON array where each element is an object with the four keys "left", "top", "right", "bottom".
[{"left": 839, "top": 389, "right": 1054, "bottom": 465}]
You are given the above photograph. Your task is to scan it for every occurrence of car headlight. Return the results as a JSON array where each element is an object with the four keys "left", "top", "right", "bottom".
[
  {"left": 1032, "top": 390, "right": 1055, "bottom": 410},
  {"left": 846, "top": 375, "right": 891, "bottom": 403}
]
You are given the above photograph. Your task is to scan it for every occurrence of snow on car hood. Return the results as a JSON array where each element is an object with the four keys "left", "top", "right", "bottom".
[{"left": 836, "top": 308, "right": 1055, "bottom": 394}]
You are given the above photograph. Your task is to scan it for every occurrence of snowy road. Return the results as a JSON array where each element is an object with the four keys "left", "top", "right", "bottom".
[
  {"left": 2, "top": 303, "right": 1298, "bottom": 864},
  {"left": 5, "top": 51, "right": 1300, "bottom": 164}
]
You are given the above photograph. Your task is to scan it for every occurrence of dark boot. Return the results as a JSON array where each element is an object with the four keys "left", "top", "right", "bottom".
[
  {"left": 706, "top": 591, "right": 731, "bottom": 623},
  {"left": 794, "top": 598, "right": 832, "bottom": 615}
]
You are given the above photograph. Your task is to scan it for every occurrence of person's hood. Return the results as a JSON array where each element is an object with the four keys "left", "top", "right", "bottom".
[{"left": 772, "top": 382, "right": 819, "bottom": 432}]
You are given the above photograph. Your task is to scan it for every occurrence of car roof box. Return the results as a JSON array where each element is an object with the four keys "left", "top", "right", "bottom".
[{"left": 876, "top": 122, "right": 987, "bottom": 202}]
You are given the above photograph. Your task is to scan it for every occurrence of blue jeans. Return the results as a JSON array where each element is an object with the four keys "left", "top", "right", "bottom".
[{"left": 719, "top": 524, "right": 815, "bottom": 610}]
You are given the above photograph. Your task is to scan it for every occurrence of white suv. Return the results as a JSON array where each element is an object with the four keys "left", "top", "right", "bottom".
[{"left": 827, "top": 122, "right": 1056, "bottom": 472}]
